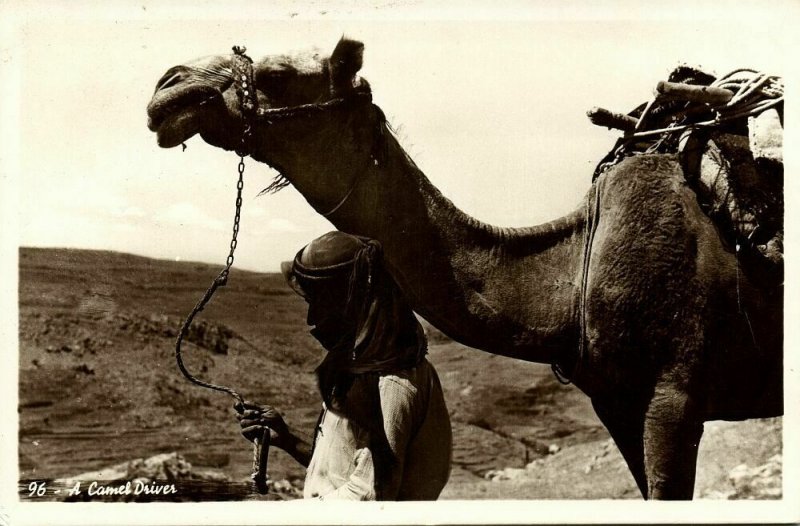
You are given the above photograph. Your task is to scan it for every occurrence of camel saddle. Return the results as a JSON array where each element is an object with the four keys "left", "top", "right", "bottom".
[{"left": 593, "top": 66, "right": 784, "bottom": 288}]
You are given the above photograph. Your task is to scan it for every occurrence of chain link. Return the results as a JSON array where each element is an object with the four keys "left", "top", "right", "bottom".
[
  {"left": 223, "top": 64, "right": 252, "bottom": 272},
  {"left": 225, "top": 156, "right": 246, "bottom": 269}
]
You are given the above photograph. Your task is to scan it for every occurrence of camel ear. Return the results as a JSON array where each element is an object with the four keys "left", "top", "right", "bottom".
[{"left": 330, "top": 37, "right": 364, "bottom": 95}]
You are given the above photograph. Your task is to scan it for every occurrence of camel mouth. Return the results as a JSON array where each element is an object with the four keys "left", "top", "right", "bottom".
[
  {"left": 146, "top": 85, "right": 221, "bottom": 139},
  {"left": 152, "top": 109, "right": 206, "bottom": 148}
]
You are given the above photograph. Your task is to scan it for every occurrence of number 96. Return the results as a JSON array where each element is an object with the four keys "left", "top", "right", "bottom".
[{"left": 28, "top": 481, "right": 46, "bottom": 497}]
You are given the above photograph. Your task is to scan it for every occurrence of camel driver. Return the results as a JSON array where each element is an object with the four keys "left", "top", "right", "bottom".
[{"left": 235, "top": 231, "right": 452, "bottom": 500}]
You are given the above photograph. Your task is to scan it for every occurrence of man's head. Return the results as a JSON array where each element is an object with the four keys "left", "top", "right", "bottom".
[
  {"left": 281, "top": 231, "right": 381, "bottom": 350},
  {"left": 283, "top": 231, "right": 426, "bottom": 402}
]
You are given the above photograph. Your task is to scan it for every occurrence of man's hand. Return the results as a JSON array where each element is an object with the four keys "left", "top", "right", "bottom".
[
  {"left": 234, "top": 400, "right": 290, "bottom": 449},
  {"left": 318, "top": 448, "right": 376, "bottom": 500}
]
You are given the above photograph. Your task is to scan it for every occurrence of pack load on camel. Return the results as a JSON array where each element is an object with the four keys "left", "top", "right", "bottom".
[{"left": 588, "top": 66, "right": 784, "bottom": 286}]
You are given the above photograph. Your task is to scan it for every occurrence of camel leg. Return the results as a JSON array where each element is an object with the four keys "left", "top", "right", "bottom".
[
  {"left": 642, "top": 383, "right": 704, "bottom": 500},
  {"left": 591, "top": 397, "right": 648, "bottom": 498}
]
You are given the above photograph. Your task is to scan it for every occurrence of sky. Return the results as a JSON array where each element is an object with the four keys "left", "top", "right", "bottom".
[{"left": 1, "top": 1, "right": 797, "bottom": 275}]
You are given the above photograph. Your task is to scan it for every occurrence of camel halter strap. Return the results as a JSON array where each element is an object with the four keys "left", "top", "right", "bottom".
[
  {"left": 231, "top": 47, "right": 375, "bottom": 217},
  {"left": 551, "top": 176, "right": 604, "bottom": 385},
  {"left": 175, "top": 48, "right": 252, "bottom": 397}
]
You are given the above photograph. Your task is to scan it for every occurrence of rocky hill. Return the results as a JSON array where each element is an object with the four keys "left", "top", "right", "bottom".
[{"left": 17, "top": 248, "right": 781, "bottom": 501}]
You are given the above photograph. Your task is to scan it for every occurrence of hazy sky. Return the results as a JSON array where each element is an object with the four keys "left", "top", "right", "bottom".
[{"left": 2, "top": 1, "right": 796, "bottom": 272}]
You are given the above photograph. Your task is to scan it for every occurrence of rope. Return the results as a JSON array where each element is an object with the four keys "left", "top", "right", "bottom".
[
  {"left": 626, "top": 69, "right": 783, "bottom": 141},
  {"left": 174, "top": 129, "right": 271, "bottom": 496}
]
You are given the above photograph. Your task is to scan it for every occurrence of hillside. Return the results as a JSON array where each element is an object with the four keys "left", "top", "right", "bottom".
[{"left": 17, "top": 248, "right": 781, "bottom": 500}]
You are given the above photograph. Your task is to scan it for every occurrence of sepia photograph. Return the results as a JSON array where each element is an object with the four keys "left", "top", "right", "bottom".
[{"left": 1, "top": 1, "right": 797, "bottom": 524}]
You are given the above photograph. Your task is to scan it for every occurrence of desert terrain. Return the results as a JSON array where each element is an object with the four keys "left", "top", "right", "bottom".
[{"left": 17, "top": 248, "right": 781, "bottom": 501}]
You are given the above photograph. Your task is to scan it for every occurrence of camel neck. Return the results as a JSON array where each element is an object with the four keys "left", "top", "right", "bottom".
[{"left": 263, "top": 110, "right": 587, "bottom": 362}]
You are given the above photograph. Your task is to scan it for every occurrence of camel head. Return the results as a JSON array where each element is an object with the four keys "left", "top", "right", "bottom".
[
  {"left": 146, "top": 37, "right": 369, "bottom": 152},
  {"left": 147, "top": 38, "right": 384, "bottom": 214}
]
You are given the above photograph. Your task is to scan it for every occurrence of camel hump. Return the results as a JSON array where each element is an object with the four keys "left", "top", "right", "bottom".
[{"left": 590, "top": 66, "right": 784, "bottom": 285}]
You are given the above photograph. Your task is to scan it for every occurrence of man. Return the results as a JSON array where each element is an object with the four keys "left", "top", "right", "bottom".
[{"left": 236, "top": 231, "right": 452, "bottom": 500}]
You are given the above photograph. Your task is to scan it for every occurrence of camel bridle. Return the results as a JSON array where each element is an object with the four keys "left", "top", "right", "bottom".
[{"left": 231, "top": 46, "right": 374, "bottom": 217}]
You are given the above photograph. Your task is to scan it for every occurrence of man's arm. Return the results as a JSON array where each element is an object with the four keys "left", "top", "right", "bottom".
[
  {"left": 279, "top": 425, "right": 313, "bottom": 468},
  {"left": 373, "top": 377, "right": 418, "bottom": 500}
]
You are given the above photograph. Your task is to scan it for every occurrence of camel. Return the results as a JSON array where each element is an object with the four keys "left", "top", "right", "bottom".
[{"left": 146, "top": 39, "right": 783, "bottom": 500}]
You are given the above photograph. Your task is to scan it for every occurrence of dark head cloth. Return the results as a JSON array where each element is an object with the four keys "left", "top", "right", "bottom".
[
  {"left": 281, "top": 231, "right": 373, "bottom": 300},
  {"left": 281, "top": 230, "right": 427, "bottom": 378}
]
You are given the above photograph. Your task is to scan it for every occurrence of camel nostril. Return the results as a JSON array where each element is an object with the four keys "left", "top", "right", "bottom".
[{"left": 154, "top": 66, "right": 187, "bottom": 93}]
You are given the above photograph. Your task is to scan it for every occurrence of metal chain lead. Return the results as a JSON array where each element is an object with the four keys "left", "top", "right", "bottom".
[
  {"left": 173, "top": 41, "right": 375, "bottom": 495},
  {"left": 225, "top": 156, "right": 245, "bottom": 270},
  {"left": 174, "top": 156, "right": 246, "bottom": 403},
  {"left": 174, "top": 45, "right": 253, "bottom": 403}
]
